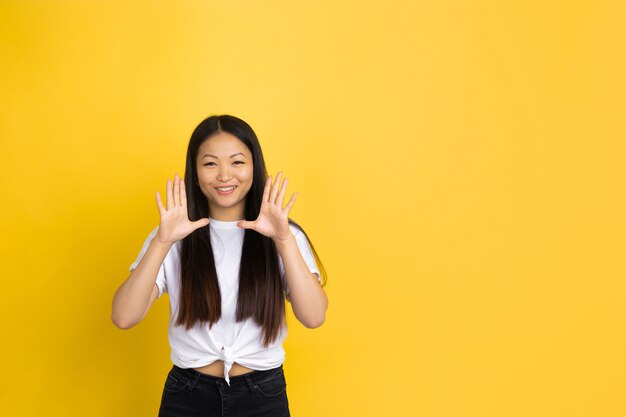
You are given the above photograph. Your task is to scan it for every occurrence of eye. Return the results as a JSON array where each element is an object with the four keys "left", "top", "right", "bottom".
[{"left": 202, "top": 161, "right": 244, "bottom": 166}]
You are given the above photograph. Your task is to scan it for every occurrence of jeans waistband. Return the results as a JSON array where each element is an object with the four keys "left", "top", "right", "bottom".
[{"left": 170, "top": 364, "right": 284, "bottom": 388}]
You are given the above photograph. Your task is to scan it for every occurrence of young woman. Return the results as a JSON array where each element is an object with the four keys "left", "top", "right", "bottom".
[{"left": 111, "top": 114, "right": 328, "bottom": 417}]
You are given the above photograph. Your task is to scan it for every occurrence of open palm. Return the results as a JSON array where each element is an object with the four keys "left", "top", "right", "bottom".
[
  {"left": 155, "top": 174, "right": 210, "bottom": 244},
  {"left": 237, "top": 171, "right": 297, "bottom": 242}
]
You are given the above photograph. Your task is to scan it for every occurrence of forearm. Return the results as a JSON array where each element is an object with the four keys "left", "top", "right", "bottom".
[
  {"left": 111, "top": 239, "right": 172, "bottom": 328},
  {"left": 274, "top": 234, "right": 327, "bottom": 328}
]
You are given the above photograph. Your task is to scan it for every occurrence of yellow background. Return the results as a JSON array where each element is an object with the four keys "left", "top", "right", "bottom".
[{"left": 1, "top": 1, "right": 625, "bottom": 416}]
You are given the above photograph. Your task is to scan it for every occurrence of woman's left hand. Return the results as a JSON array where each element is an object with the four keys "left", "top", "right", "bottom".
[{"left": 237, "top": 171, "right": 297, "bottom": 242}]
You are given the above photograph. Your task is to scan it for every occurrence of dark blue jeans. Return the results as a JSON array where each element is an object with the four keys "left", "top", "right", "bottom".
[{"left": 158, "top": 364, "right": 290, "bottom": 417}]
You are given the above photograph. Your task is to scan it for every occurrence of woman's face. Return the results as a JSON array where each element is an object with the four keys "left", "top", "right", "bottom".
[{"left": 196, "top": 131, "right": 254, "bottom": 220}]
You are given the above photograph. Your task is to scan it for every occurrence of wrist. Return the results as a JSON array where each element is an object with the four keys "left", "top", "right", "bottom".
[
  {"left": 152, "top": 236, "right": 174, "bottom": 250},
  {"left": 273, "top": 232, "right": 296, "bottom": 249}
]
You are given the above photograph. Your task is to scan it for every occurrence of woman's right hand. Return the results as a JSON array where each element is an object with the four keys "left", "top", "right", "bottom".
[{"left": 154, "top": 173, "right": 210, "bottom": 244}]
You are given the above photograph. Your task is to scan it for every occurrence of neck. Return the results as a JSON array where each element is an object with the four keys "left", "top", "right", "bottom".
[{"left": 208, "top": 204, "right": 245, "bottom": 221}]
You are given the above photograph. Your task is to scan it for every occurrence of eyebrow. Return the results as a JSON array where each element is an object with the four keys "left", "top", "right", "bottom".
[{"left": 201, "top": 153, "right": 247, "bottom": 159}]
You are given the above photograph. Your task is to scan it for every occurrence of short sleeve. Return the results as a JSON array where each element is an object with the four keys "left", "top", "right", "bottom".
[
  {"left": 279, "top": 228, "right": 322, "bottom": 297},
  {"left": 129, "top": 225, "right": 168, "bottom": 298}
]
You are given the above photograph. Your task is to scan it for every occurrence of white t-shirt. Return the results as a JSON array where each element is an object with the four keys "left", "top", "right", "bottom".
[{"left": 129, "top": 217, "right": 321, "bottom": 385}]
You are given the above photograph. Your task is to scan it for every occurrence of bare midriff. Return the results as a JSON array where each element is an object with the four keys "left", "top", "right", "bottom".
[{"left": 193, "top": 360, "right": 255, "bottom": 378}]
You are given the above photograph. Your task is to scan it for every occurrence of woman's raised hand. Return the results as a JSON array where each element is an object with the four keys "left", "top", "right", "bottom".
[
  {"left": 237, "top": 171, "right": 297, "bottom": 242},
  {"left": 155, "top": 174, "right": 210, "bottom": 244}
]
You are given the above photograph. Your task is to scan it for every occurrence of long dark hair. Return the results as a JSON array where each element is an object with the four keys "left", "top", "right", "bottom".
[{"left": 176, "top": 114, "right": 326, "bottom": 347}]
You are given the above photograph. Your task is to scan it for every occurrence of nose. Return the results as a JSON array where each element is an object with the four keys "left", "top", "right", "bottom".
[{"left": 216, "top": 165, "right": 232, "bottom": 182}]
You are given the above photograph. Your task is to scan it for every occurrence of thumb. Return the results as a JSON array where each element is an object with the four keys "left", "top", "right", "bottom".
[
  {"left": 192, "top": 218, "right": 210, "bottom": 229},
  {"left": 237, "top": 220, "right": 255, "bottom": 230}
]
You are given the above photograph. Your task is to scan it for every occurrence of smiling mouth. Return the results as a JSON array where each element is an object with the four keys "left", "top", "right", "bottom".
[{"left": 215, "top": 185, "right": 237, "bottom": 194}]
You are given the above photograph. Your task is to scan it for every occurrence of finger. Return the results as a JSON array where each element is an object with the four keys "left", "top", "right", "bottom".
[
  {"left": 270, "top": 171, "right": 282, "bottom": 205},
  {"left": 237, "top": 220, "right": 255, "bottom": 230},
  {"left": 156, "top": 191, "right": 165, "bottom": 215},
  {"left": 193, "top": 218, "right": 210, "bottom": 229},
  {"left": 284, "top": 192, "right": 297, "bottom": 215},
  {"left": 277, "top": 177, "right": 288, "bottom": 209},
  {"left": 173, "top": 174, "right": 180, "bottom": 207},
  {"left": 180, "top": 178, "right": 187, "bottom": 207},
  {"left": 262, "top": 175, "right": 271, "bottom": 205},
  {"left": 166, "top": 179, "right": 173, "bottom": 210}
]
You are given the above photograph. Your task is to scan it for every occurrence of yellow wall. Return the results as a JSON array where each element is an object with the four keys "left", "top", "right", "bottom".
[{"left": 1, "top": 1, "right": 625, "bottom": 416}]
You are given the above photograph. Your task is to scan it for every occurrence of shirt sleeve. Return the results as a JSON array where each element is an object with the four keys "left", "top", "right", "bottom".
[
  {"left": 129, "top": 225, "right": 168, "bottom": 298},
  {"left": 279, "top": 228, "right": 322, "bottom": 297}
]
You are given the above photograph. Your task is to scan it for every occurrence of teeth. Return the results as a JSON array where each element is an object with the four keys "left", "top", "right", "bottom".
[{"left": 216, "top": 186, "right": 236, "bottom": 191}]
